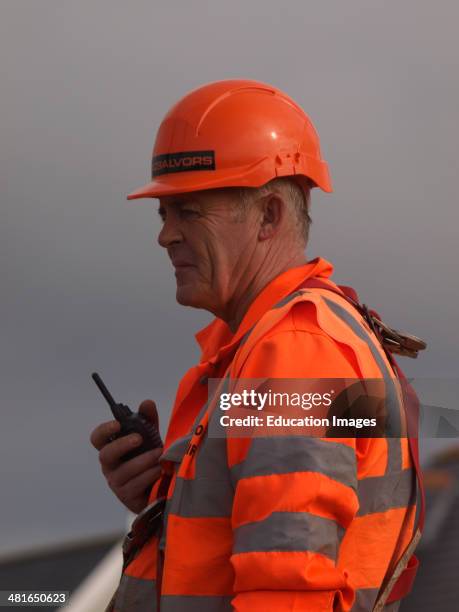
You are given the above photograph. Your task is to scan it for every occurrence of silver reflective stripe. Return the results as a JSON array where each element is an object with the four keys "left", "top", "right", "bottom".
[
  {"left": 190, "top": 378, "right": 218, "bottom": 428},
  {"left": 238, "top": 325, "right": 256, "bottom": 347},
  {"left": 233, "top": 511, "right": 344, "bottom": 561},
  {"left": 159, "top": 434, "right": 192, "bottom": 551},
  {"left": 169, "top": 414, "right": 233, "bottom": 517},
  {"left": 114, "top": 574, "right": 157, "bottom": 611},
  {"left": 196, "top": 403, "right": 229, "bottom": 479},
  {"left": 351, "top": 588, "right": 378, "bottom": 611},
  {"left": 160, "top": 594, "right": 233, "bottom": 611},
  {"left": 386, "top": 437, "right": 402, "bottom": 475},
  {"left": 169, "top": 474, "right": 233, "bottom": 517},
  {"left": 230, "top": 437, "right": 357, "bottom": 490},
  {"left": 272, "top": 290, "right": 304, "bottom": 309},
  {"left": 321, "top": 296, "right": 403, "bottom": 469},
  {"left": 161, "top": 374, "right": 233, "bottom": 519},
  {"left": 191, "top": 398, "right": 211, "bottom": 428},
  {"left": 161, "top": 433, "right": 193, "bottom": 463},
  {"left": 195, "top": 436, "right": 228, "bottom": 479},
  {"left": 357, "top": 468, "right": 416, "bottom": 516}
]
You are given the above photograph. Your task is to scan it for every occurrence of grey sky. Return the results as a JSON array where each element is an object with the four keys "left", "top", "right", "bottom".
[{"left": 1, "top": 0, "right": 458, "bottom": 555}]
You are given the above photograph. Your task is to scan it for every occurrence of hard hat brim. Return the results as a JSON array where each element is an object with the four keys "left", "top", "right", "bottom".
[{"left": 127, "top": 157, "right": 332, "bottom": 200}]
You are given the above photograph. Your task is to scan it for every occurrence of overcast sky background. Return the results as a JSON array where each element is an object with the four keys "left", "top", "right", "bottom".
[{"left": 1, "top": 0, "right": 458, "bottom": 556}]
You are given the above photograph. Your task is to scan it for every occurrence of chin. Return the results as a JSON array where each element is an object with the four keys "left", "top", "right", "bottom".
[{"left": 176, "top": 285, "right": 206, "bottom": 309}]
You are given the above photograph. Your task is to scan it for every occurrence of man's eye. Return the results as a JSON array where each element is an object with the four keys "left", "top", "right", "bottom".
[{"left": 180, "top": 209, "right": 199, "bottom": 218}]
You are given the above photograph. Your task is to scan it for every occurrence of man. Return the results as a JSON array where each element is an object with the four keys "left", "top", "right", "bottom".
[{"left": 91, "top": 80, "right": 419, "bottom": 611}]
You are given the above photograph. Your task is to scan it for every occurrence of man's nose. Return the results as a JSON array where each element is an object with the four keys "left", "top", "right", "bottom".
[{"left": 157, "top": 216, "right": 183, "bottom": 248}]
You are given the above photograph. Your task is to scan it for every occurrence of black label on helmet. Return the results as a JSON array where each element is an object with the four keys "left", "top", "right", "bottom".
[{"left": 152, "top": 151, "right": 216, "bottom": 177}]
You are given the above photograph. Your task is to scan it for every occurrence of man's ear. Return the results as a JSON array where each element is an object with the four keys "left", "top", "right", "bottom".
[{"left": 258, "top": 193, "right": 283, "bottom": 241}]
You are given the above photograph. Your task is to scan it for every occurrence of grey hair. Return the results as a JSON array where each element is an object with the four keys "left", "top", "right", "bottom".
[{"left": 230, "top": 177, "right": 313, "bottom": 245}]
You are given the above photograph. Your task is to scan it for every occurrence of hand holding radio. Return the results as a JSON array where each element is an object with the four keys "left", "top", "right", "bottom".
[{"left": 90, "top": 373, "right": 164, "bottom": 514}]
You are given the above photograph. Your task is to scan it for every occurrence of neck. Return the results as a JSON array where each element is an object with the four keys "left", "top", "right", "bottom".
[{"left": 225, "top": 252, "right": 308, "bottom": 333}]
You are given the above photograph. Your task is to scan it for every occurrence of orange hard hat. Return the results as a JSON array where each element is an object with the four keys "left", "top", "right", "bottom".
[{"left": 127, "top": 79, "right": 332, "bottom": 200}]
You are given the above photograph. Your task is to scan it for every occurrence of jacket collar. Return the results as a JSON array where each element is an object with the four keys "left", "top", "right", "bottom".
[{"left": 194, "top": 257, "right": 334, "bottom": 364}]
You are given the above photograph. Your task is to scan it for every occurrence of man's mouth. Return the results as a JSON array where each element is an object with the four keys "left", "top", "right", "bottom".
[
  {"left": 172, "top": 261, "right": 196, "bottom": 280},
  {"left": 171, "top": 258, "right": 195, "bottom": 269}
]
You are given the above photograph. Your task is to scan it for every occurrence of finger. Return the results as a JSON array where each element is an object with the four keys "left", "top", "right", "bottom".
[
  {"left": 99, "top": 433, "right": 143, "bottom": 471},
  {"left": 108, "top": 448, "right": 163, "bottom": 488},
  {"left": 138, "top": 399, "right": 159, "bottom": 428},
  {"left": 90, "top": 420, "right": 121, "bottom": 451},
  {"left": 118, "top": 465, "right": 162, "bottom": 500}
]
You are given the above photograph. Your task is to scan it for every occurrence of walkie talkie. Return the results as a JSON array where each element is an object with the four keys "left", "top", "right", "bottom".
[{"left": 92, "top": 372, "right": 163, "bottom": 461}]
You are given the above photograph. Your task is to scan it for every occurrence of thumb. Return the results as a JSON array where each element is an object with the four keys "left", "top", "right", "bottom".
[{"left": 138, "top": 399, "right": 159, "bottom": 429}]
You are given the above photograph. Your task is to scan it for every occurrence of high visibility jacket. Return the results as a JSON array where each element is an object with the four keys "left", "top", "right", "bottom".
[{"left": 112, "top": 258, "right": 417, "bottom": 612}]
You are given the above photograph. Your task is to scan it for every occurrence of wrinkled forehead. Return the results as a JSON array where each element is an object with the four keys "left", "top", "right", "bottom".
[
  {"left": 158, "top": 187, "right": 241, "bottom": 208},
  {"left": 159, "top": 192, "right": 199, "bottom": 207}
]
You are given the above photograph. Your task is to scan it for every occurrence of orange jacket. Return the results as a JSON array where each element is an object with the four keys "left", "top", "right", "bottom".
[{"left": 112, "top": 258, "right": 417, "bottom": 612}]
